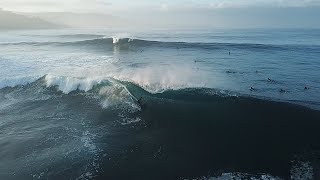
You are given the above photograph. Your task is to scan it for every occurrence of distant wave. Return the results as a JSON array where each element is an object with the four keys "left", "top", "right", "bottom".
[
  {"left": 1, "top": 36, "right": 319, "bottom": 52},
  {"left": 23, "top": 33, "right": 105, "bottom": 39},
  {"left": 62, "top": 37, "right": 314, "bottom": 51},
  {"left": 54, "top": 34, "right": 105, "bottom": 39}
]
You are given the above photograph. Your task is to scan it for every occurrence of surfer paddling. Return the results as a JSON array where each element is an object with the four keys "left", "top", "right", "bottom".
[{"left": 279, "top": 89, "right": 286, "bottom": 93}]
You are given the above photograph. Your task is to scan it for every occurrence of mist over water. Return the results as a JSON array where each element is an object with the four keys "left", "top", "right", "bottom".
[{"left": 1, "top": 28, "right": 320, "bottom": 179}]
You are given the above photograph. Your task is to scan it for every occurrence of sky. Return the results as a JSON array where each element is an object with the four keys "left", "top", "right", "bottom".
[
  {"left": 1, "top": 0, "right": 320, "bottom": 28},
  {"left": 1, "top": 0, "right": 320, "bottom": 13}
]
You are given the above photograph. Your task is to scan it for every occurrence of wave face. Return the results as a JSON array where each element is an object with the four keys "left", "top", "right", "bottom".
[
  {"left": 1, "top": 75, "right": 320, "bottom": 179},
  {"left": 1, "top": 29, "right": 320, "bottom": 179}
]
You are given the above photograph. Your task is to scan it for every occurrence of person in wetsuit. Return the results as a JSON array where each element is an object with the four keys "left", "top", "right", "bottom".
[{"left": 137, "top": 97, "right": 143, "bottom": 106}]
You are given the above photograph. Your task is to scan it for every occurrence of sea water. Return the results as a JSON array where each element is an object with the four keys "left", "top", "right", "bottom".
[{"left": 0, "top": 28, "right": 320, "bottom": 179}]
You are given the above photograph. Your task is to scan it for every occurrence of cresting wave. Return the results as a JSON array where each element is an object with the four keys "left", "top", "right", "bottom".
[
  {"left": 0, "top": 74, "right": 228, "bottom": 97},
  {"left": 0, "top": 74, "right": 235, "bottom": 110},
  {"left": 1, "top": 74, "right": 319, "bottom": 112},
  {"left": 44, "top": 74, "right": 141, "bottom": 109}
]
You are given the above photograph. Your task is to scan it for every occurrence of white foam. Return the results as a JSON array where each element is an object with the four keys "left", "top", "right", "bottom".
[
  {"left": 112, "top": 36, "right": 134, "bottom": 44},
  {"left": 44, "top": 74, "right": 139, "bottom": 110},
  {"left": 81, "top": 131, "right": 97, "bottom": 153},
  {"left": 45, "top": 74, "right": 104, "bottom": 94},
  {"left": 204, "top": 173, "right": 281, "bottom": 180},
  {"left": 199, "top": 162, "right": 315, "bottom": 180},
  {"left": 0, "top": 61, "right": 213, "bottom": 98},
  {"left": 119, "top": 117, "right": 141, "bottom": 125},
  {"left": 112, "top": 36, "right": 120, "bottom": 44},
  {"left": 115, "top": 64, "right": 208, "bottom": 93},
  {"left": 44, "top": 62, "right": 210, "bottom": 95},
  {"left": 290, "top": 161, "right": 313, "bottom": 180},
  {"left": 111, "top": 33, "right": 133, "bottom": 44}
]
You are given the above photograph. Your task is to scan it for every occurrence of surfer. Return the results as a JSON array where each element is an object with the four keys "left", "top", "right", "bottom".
[
  {"left": 304, "top": 86, "right": 309, "bottom": 90},
  {"left": 137, "top": 97, "right": 142, "bottom": 105},
  {"left": 226, "top": 70, "right": 236, "bottom": 74},
  {"left": 250, "top": 87, "right": 255, "bottom": 91},
  {"left": 279, "top": 89, "right": 286, "bottom": 93},
  {"left": 267, "top": 78, "right": 275, "bottom": 83},
  {"left": 228, "top": 51, "right": 230, "bottom": 55},
  {"left": 137, "top": 97, "right": 146, "bottom": 109}
]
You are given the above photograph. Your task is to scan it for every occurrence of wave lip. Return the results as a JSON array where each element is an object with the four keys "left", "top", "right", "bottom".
[
  {"left": 44, "top": 74, "right": 105, "bottom": 94},
  {"left": 44, "top": 74, "right": 139, "bottom": 109}
]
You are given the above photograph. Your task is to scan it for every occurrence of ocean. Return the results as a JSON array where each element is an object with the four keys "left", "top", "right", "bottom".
[{"left": 0, "top": 28, "right": 320, "bottom": 179}]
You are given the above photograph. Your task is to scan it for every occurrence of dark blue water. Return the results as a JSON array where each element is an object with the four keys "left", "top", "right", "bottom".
[{"left": 0, "top": 29, "right": 320, "bottom": 179}]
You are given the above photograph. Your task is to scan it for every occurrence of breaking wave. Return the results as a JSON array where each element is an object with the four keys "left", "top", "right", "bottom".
[
  {"left": 0, "top": 74, "right": 318, "bottom": 111},
  {"left": 1, "top": 73, "right": 319, "bottom": 112},
  {"left": 1, "top": 74, "right": 320, "bottom": 179}
]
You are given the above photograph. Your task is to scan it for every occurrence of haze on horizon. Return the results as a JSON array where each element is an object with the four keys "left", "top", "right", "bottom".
[{"left": 1, "top": 0, "right": 320, "bottom": 29}]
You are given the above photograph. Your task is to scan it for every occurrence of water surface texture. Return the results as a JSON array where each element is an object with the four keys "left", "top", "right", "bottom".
[{"left": 0, "top": 29, "right": 320, "bottom": 179}]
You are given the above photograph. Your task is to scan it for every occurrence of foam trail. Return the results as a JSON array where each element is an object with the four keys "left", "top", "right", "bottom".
[{"left": 98, "top": 83, "right": 138, "bottom": 109}]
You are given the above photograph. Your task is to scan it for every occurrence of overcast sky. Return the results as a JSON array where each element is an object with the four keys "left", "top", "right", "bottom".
[
  {"left": 1, "top": 0, "right": 320, "bottom": 28},
  {"left": 0, "top": 0, "right": 319, "bottom": 13}
]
